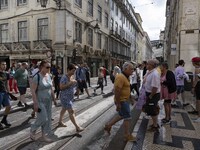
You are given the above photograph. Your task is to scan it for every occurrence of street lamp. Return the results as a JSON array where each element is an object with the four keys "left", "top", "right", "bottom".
[
  {"left": 40, "top": 0, "right": 61, "bottom": 9},
  {"left": 85, "top": 19, "right": 100, "bottom": 33}
]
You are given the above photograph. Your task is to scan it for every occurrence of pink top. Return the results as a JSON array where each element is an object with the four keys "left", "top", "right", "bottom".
[{"left": 161, "top": 74, "right": 177, "bottom": 100}]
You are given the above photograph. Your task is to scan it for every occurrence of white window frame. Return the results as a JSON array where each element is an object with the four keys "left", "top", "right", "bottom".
[
  {"left": 0, "top": 0, "right": 8, "bottom": 8},
  {"left": 18, "top": 21, "right": 28, "bottom": 41},
  {"left": 0, "top": 23, "right": 8, "bottom": 43},
  {"left": 75, "top": 21, "right": 82, "bottom": 43},
  {"left": 88, "top": 28, "right": 93, "bottom": 46},
  {"left": 38, "top": 18, "right": 48, "bottom": 40},
  {"left": 75, "top": 0, "right": 82, "bottom": 8}
]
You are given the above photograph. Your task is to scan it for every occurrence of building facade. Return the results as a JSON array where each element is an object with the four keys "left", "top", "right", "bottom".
[
  {"left": 0, "top": 0, "right": 149, "bottom": 76},
  {"left": 164, "top": 0, "right": 200, "bottom": 71}
]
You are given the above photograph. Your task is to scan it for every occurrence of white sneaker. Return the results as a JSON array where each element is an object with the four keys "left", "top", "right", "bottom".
[{"left": 193, "top": 118, "right": 200, "bottom": 123}]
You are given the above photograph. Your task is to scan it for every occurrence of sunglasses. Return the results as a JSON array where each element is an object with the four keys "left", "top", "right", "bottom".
[{"left": 46, "top": 66, "right": 51, "bottom": 69}]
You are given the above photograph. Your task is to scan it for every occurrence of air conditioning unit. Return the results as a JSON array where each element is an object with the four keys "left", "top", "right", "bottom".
[{"left": 84, "top": 45, "right": 90, "bottom": 53}]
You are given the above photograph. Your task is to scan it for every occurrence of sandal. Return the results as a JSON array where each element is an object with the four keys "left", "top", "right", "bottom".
[
  {"left": 76, "top": 127, "right": 84, "bottom": 132},
  {"left": 58, "top": 122, "right": 67, "bottom": 127}
]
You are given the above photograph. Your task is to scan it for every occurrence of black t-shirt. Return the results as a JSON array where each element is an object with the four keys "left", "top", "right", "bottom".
[{"left": 0, "top": 71, "right": 8, "bottom": 92}]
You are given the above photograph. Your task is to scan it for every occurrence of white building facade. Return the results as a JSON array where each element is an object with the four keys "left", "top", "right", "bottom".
[
  {"left": 164, "top": 0, "right": 200, "bottom": 71},
  {"left": 0, "top": 0, "right": 149, "bottom": 76}
]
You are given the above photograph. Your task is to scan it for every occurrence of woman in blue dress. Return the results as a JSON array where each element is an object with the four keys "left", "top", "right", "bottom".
[
  {"left": 58, "top": 63, "right": 84, "bottom": 132},
  {"left": 30, "top": 60, "right": 57, "bottom": 142}
]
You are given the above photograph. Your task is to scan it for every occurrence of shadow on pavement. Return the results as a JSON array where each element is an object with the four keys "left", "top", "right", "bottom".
[{"left": 0, "top": 117, "right": 32, "bottom": 138}]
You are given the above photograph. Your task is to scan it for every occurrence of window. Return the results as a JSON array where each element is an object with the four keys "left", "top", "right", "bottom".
[
  {"left": 97, "top": 33, "right": 101, "bottom": 49},
  {"left": 0, "top": 23, "right": 8, "bottom": 43},
  {"left": 88, "top": 28, "right": 93, "bottom": 46},
  {"left": 109, "top": 38, "right": 113, "bottom": 52},
  {"left": 88, "top": 0, "right": 93, "bottom": 16},
  {"left": 38, "top": 18, "right": 48, "bottom": 40},
  {"left": 75, "top": 21, "right": 82, "bottom": 43},
  {"left": 0, "top": 0, "right": 8, "bottom": 8},
  {"left": 111, "top": 0, "right": 114, "bottom": 11},
  {"left": 104, "top": 36, "right": 108, "bottom": 50},
  {"left": 116, "top": 6, "right": 118, "bottom": 16},
  {"left": 75, "top": 0, "right": 82, "bottom": 8},
  {"left": 17, "top": 0, "right": 27, "bottom": 5},
  {"left": 97, "top": 5, "right": 102, "bottom": 23},
  {"left": 18, "top": 21, "right": 27, "bottom": 41},
  {"left": 115, "top": 22, "right": 118, "bottom": 33},
  {"left": 110, "top": 18, "right": 114, "bottom": 30},
  {"left": 119, "top": 26, "right": 122, "bottom": 36},
  {"left": 105, "top": 12, "right": 108, "bottom": 28}
]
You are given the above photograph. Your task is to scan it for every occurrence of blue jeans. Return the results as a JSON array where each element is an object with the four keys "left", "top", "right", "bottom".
[
  {"left": 0, "top": 92, "right": 10, "bottom": 107},
  {"left": 118, "top": 101, "right": 131, "bottom": 120}
]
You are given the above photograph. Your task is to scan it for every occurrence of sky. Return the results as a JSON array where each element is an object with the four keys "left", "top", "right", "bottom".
[{"left": 130, "top": 0, "right": 166, "bottom": 40}]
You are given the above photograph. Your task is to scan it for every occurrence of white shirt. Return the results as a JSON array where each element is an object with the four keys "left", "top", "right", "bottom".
[
  {"left": 130, "top": 71, "right": 137, "bottom": 84},
  {"left": 144, "top": 69, "right": 160, "bottom": 93}
]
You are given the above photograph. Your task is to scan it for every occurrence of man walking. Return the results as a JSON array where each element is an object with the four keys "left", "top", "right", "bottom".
[
  {"left": 175, "top": 59, "right": 189, "bottom": 107},
  {"left": 76, "top": 63, "right": 91, "bottom": 99},
  {"left": 14, "top": 62, "right": 29, "bottom": 109},
  {"left": 104, "top": 62, "right": 136, "bottom": 142},
  {"left": 0, "top": 61, "right": 11, "bottom": 130}
]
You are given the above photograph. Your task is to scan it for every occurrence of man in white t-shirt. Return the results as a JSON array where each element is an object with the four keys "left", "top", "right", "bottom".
[{"left": 144, "top": 59, "right": 161, "bottom": 132}]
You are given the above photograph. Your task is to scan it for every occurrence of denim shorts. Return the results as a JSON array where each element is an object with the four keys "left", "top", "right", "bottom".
[
  {"left": 18, "top": 87, "right": 27, "bottom": 95},
  {"left": 118, "top": 101, "right": 131, "bottom": 119},
  {"left": 177, "top": 85, "right": 184, "bottom": 94},
  {"left": 0, "top": 92, "right": 11, "bottom": 107}
]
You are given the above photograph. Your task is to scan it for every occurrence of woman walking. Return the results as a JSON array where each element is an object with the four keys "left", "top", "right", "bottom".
[
  {"left": 58, "top": 64, "right": 84, "bottom": 132},
  {"left": 30, "top": 60, "right": 57, "bottom": 142},
  {"left": 160, "top": 62, "right": 177, "bottom": 124}
]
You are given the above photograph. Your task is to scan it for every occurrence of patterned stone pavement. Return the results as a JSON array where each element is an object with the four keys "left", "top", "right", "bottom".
[{"left": 127, "top": 92, "right": 200, "bottom": 150}]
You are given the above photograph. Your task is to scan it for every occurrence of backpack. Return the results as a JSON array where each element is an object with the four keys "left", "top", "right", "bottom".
[{"left": 32, "top": 71, "right": 40, "bottom": 92}]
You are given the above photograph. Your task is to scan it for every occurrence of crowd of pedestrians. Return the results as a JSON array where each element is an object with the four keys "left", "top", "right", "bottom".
[
  {"left": 1, "top": 57, "right": 200, "bottom": 144},
  {"left": 104, "top": 57, "right": 200, "bottom": 142}
]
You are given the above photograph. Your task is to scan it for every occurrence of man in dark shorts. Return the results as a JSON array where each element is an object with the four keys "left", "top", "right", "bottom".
[
  {"left": 144, "top": 59, "right": 161, "bottom": 132},
  {"left": 0, "top": 61, "right": 11, "bottom": 130},
  {"left": 76, "top": 63, "right": 91, "bottom": 99},
  {"left": 14, "top": 62, "right": 29, "bottom": 109}
]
